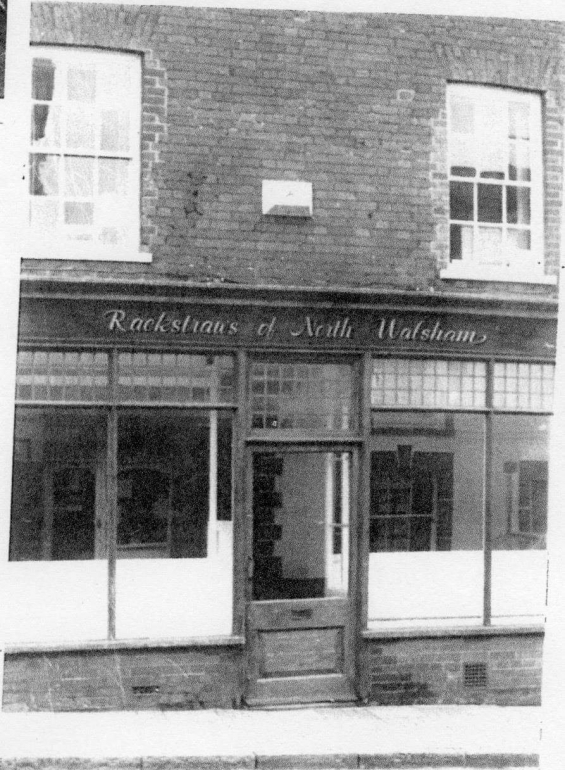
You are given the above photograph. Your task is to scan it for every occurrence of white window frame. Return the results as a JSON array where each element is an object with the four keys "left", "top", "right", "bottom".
[
  {"left": 28, "top": 46, "right": 150, "bottom": 262},
  {"left": 441, "top": 84, "right": 552, "bottom": 284}
]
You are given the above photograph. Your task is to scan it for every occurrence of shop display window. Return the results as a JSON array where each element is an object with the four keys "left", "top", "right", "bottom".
[
  {"left": 368, "top": 357, "right": 553, "bottom": 629},
  {"left": 491, "top": 415, "right": 549, "bottom": 624},
  {"left": 7, "top": 350, "right": 235, "bottom": 643},
  {"left": 368, "top": 411, "right": 485, "bottom": 626},
  {"left": 10, "top": 408, "right": 106, "bottom": 562}
]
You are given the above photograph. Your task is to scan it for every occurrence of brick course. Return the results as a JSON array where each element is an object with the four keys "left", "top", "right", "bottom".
[
  {"left": 368, "top": 632, "right": 543, "bottom": 706},
  {"left": 3, "top": 646, "right": 243, "bottom": 712},
  {"left": 27, "top": 4, "right": 562, "bottom": 297}
]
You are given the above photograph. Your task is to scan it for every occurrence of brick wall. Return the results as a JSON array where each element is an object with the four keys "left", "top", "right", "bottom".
[
  {"left": 27, "top": 4, "right": 563, "bottom": 298},
  {"left": 3, "top": 646, "right": 244, "bottom": 711},
  {"left": 368, "top": 632, "right": 543, "bottom": 706}
]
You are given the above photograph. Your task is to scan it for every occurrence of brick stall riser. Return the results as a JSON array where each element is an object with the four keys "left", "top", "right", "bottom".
[
  {"left": 368, "top": 633, "right": 544, "bottom": 706},
  {"left": 3, "top": 647, "right": 243, "bottom": 711},
  {"left": 27, "top": 4, "right": 562, "bottom": 296}
]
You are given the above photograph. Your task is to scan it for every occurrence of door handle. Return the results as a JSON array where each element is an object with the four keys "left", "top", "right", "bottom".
[{"left": 290, "top": 608, "right": 313, "bottom": 619}]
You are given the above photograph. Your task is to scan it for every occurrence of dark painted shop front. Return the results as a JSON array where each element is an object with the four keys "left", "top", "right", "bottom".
[{"left": 3, "top": 282, "right": 554, "bottom": 710}]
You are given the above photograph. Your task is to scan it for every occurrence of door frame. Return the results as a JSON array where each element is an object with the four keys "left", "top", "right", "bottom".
[{"left": 243, "top": 441, "right": 362, "bottom": 703}]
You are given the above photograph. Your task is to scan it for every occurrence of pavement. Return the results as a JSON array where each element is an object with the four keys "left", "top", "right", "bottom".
[{"left": 0, "top": 704, "right": 541, "bottom": 768}]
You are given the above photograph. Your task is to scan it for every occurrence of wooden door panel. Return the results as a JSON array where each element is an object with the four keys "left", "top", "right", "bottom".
[
  {"left": 259, "top": 627, "right": 344, "bottom": 677},
  {"left": 248, "top": 597, "right": 347, "bottom": 629}
]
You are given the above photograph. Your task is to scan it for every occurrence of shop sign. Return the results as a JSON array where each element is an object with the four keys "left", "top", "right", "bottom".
[
  {"left": 102, "top": 308, "right": 486, "bottom": 346},
  {"left": 18, "top": 298, "right": 556, "bottom": 358}
]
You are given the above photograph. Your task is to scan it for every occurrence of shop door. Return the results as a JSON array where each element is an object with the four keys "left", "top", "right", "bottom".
[{"left": 245, "top": 449, "right": 357, "bottom": 706}]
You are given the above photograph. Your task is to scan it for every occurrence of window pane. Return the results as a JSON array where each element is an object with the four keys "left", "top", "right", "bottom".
[
  {"left": 368, "top": 413, "right": 484, "bottom": 627},
  {"left": 507, "top": 186, "right": 530, "bottom": 225},
  {"left": 65, "top": 156, "right": 94, "bottom": 197},
  {"left": 509, "top": 101, "right": 530, "bottom": 140},
  {"left": 117, "top": 353, "right": 235, "bottom": 403},
  {"left": 100, "top": 109, "right": 130, "bottom": 153},
  {"left": 7, "top": 408, "right": 109, "bottom": 643},
  {"left": 67, "top": 67, "right": 96, "bottom": 102},
  {"left": 10, "top": 408, "right": 107, "bottom": 561},
  {"left": 509, "top": 139, "right": 531, "bottom": 182},
  {"left": 29, "top": 153, "right": 59, "bottom": 196},
  {"left": 30, "top": 198, "right": 59, "bottom": 231},
  {"left": 65, "top": 201, "right": 93, "bottom": 226},
  {"left": 252, "top": 451, "right": 350, "bottom": 600},
  {"left": 115, "top": 410, "right": 234, "bottom": 638},
  {"left": 476, "top": 227, "right": 503, "bottom": 263},
  {"left": 449, "top": 97, "right": 476, "bottom": 173},
  {"left": 491, "top": 415, "right": 548, "bottom": 625},
  {"left": 478, "top": 184, "right": 502, "bottom": 223},
  {"left": 450, "top": 181, "right": 474, "bottom": 221},
  {"left": 31, "top": 104, "right": 61, "bottom": 147},
  {"left": 507, "top": 229, "right": 531, "bottom": 252},
  {"left": 250, "top": 361, "right": 354, "bottom": 431},
  {"left": 66, "top": 103, "right": 95, "bottom": 150},
  {"left": 450, "top": 223, "right": 474, "bottom": 261},
  {"left": 99, "top": 158, "right": 129, "bottom": 195},
  {"left": 32, "top": 57, "right": 56, "bottom": 101}
]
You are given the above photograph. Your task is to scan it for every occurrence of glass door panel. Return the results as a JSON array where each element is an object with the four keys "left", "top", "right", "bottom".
[{"left": 252, "top": 451, "right": 350, "bottom": 601}]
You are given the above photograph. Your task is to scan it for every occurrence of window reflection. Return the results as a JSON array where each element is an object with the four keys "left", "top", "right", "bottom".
[{"left": 10, "top": 408, "right": 106, "bottom": 561}]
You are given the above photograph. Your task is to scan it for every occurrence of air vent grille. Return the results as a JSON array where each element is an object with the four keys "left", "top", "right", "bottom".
[{"left": 463, "top": 662, "right": 488, "bottom": 688}]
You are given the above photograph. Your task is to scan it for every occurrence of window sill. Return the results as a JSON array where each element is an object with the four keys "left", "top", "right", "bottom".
[
  {"left": 362, "top": 624, "right": 544, "bottom": 640},
  {"left": 4, "top": 635, "right": 245, "bottom": 655},
  {"left": 440, "top": 265, "right": 557, "bottom": 285},
  {"left": 25, "top": 243, "right": 152, "bottom": 263}
]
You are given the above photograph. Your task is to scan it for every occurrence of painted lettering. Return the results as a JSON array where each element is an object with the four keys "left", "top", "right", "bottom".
[
  {"left": 257, "top": 317, "right": 277, "bottom": 338},
  {"left": 291, "top": 316, "right": 353, "bottom": 339},
  {"left": 374, "top": 317, "right": 488, "bottom": 346},
  {"left": 105, "top": 309, "right": 126, "bottom": 332}
]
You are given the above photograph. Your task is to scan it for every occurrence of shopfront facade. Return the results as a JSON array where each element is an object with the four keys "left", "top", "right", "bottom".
[{"left": 2, "top": 282, "right": 555, "bottom": 709}]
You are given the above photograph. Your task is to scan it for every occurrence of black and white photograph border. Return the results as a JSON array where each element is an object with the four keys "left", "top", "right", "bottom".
[{"left": 1, "top": 1, "right": 564, "bottom": 768}]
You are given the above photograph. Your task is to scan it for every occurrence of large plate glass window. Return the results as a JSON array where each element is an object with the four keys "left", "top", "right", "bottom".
[
  {"left": 7, "top": 350, "right": 235, "bottom": 644},
  {"left": 368, "top": 359, "right": 486, "bottom": 627},
  {"left": 29, "top": 46, "right": 142, "bottom": 260},
  {"left": 445, "top": 84, "right": 543, "bottom": 282},
  {"left": 8, "top": 350, "right": 111, "bottom": 642},
  {"left": 368, "top": 357, "right": 553, "bottom": 629},
  {"left": 490, "top": 363, "right": 552, "bottom": 625}
]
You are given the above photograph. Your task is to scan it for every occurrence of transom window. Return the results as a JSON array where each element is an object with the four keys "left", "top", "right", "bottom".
[
  {"left": 250, "top": 361, "right": 355, "bottom": 432},
  {"left": 371, "top": 359, "right": 487, "bottom": 410},
  {"left": 29, "top": 47, "right": 143, "bottom": 260},
  {"left": 446, "top": 84, "right": 543, "bottom": 280}
]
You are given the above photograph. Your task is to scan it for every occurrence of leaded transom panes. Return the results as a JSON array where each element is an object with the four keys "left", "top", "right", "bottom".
[
  {"left": 371, "top": 359, "right": 487, "bottom": 409},
  {"left": 117, "top": 353, "right": 234, "bottom": 403},
  {"left": 250, "top": 362, "right": 354, "bottom": 431},
  {"left": 493, "top": 362, "right": 553, "bottom": 412},
  {"left": 16, "top": 350, "right": 109, "bottom": 401}
]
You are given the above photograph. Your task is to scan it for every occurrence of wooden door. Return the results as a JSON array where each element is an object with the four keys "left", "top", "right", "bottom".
[{"left": 245, "top": 449, "right": 357, "bottom": 706}]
